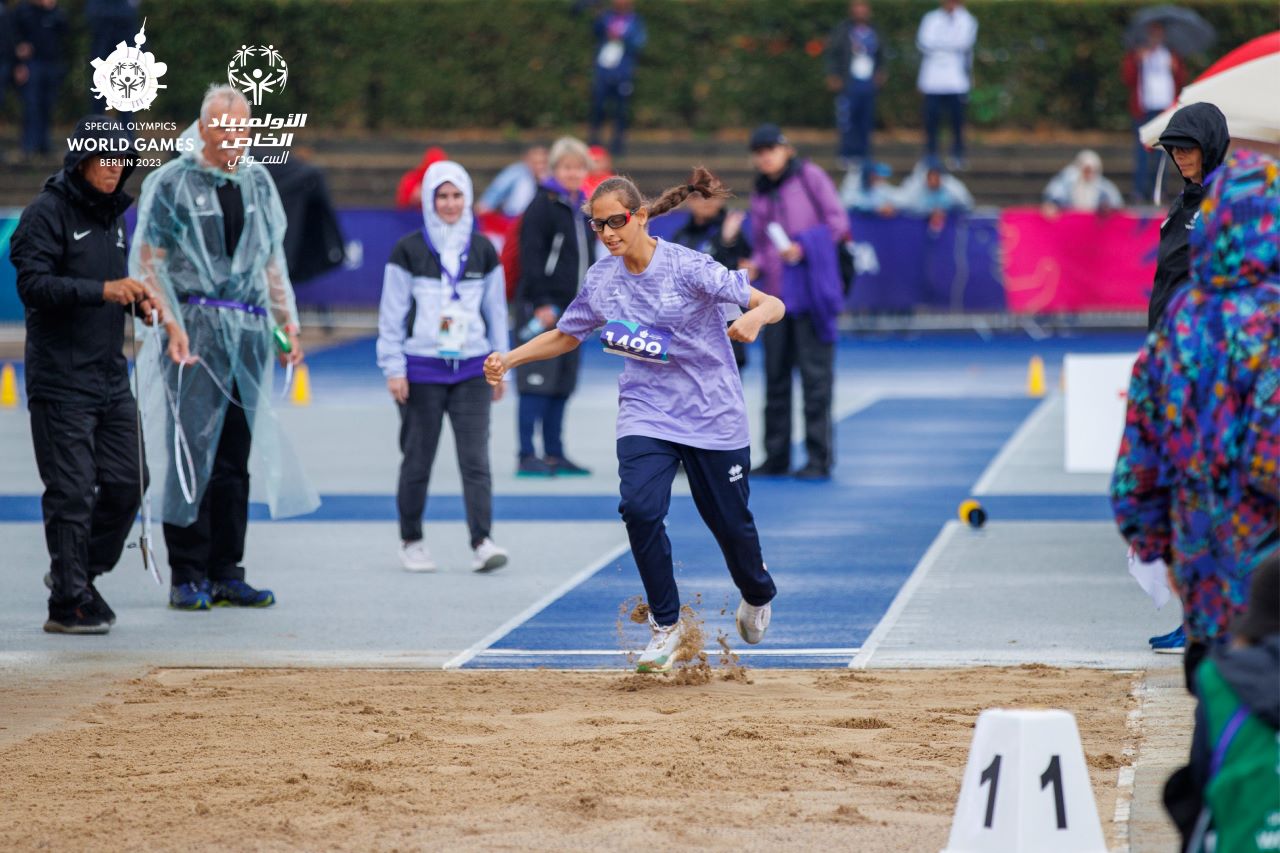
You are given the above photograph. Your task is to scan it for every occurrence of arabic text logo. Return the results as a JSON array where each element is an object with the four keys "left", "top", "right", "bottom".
[
  {"left": 228, "top": 45, "right": 289, "bottom": 106},
  {"left": 90, "top": 20, "right": 167, "bottom": 112}
]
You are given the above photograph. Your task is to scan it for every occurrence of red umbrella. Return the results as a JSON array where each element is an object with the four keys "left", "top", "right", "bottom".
[{"left": 1141, "top": 31, "right": 1280, "bottom": 146}]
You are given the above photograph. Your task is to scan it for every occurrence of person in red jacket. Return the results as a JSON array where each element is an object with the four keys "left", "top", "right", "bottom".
[
  {"left": 1121, "top": 22, "right": 1186, "bottom": 203},
  {"left": 395, "top": 146, "right": 448, "bottom": 209}
]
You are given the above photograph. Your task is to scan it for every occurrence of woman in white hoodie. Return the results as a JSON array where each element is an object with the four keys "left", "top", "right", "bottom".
[{"left": 377, "top": 161, "right": 510, "bottom": 573}]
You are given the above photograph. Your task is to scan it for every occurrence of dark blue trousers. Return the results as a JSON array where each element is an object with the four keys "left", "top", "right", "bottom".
[
  {"left": 518, "top": 393, "right": 566, "bottom": 459},
  {"left": 617, "top": 435, "right": 776, "bottom": 627},
  {"left": 836, "top": 86, "right": 877, "bottom": 161},
  {"left": 923, "top": 93, "right": 966, "bottom": 159}
]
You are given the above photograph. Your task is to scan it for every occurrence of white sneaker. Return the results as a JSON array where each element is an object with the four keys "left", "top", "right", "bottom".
[
  {"left": 471, "top": 538, "right": 509, "bottom": 573},
  {"left": 736, "top": 598, "right": 771, "bottom": 645},
  {"left": 636, "top": 614, "right": 683, "bottom": 674},
  {"left": 399, "top": 540, "right": 437, "bottom": 573}
]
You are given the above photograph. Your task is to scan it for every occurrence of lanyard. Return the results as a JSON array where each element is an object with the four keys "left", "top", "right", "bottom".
[{"left": 422, "top": 229, "right": 470, "bottom": 300}]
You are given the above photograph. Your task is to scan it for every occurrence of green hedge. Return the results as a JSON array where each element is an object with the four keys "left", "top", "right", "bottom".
[{"left": 52, "top": 0, "right": 1277, "bottom": 132}]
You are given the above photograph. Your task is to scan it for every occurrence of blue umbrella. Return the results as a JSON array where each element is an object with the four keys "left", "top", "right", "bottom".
[{"left": 1126, "top": 5, "right": 1216, "bottom": 56}]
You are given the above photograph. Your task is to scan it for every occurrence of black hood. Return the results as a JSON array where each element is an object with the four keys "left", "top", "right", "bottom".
[
  {"left": 1213, "top": 635, "right": 1280, "bottom": 728},
  {"left": 50, "top": 115, "right": 136, "bottom": 221},
  {"left": 1159, "top": 102, "right": 1230, "bottom": 189},
  {"left": 755, "top": 156, "right": 802, "bottom": 195}
]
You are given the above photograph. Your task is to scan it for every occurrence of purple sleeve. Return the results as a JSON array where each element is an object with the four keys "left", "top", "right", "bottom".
[
  {"left": 805, "top": 162, "right": 851, "bottom": 240},
  {"left": 683, "top": 250, "right": 750, "bottom": 307},
  {"left": 556, "top": 283, "right": 603, "bottom": 342}
]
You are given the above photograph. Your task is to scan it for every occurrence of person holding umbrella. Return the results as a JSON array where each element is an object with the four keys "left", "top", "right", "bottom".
[{"left": 1121, "top": 6, "right": 1215, "bottom": 203}]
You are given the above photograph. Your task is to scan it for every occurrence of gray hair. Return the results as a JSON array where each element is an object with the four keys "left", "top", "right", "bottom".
[
  {"left": 548, "top": 136, "right": 591, "bottom": 171},
  {"left": 200, "top": 84, "right": 251, "bottom": 125}
]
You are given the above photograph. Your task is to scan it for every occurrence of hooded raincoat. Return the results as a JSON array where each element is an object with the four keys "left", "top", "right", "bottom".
[
  {"left": 131, "top": 121, "right": 318, "bottom": 526},
  {"left": 1148, "top": 102, "right": 1230, "bottom": 330},
  {"left": 1111, "top": 150, "right": 1280, "bottom": 645}
]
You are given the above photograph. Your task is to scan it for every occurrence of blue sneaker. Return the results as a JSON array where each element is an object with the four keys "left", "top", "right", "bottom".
[
  {"left": 1149, "top": 625, "right": 1186, "bottom": 654},
  {"left": 170, "top": 581, "right": 212, "bottom": 611},
  {"left": 210, "top": 579, "right": 275, "bottom": 608}
]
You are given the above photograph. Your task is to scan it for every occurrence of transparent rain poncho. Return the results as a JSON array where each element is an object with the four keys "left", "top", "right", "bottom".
[{"left": 131, "top": 121, "right": 319, "bottom": 526}]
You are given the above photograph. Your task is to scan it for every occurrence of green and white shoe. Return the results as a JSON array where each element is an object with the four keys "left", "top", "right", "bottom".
[{"left": 636, "top": 614, "right": 683, "bottom": 674}]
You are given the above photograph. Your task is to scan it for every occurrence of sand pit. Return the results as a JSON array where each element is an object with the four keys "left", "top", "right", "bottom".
[{"left": 0, "top": 666, "right": 1140, "bottom": 851}]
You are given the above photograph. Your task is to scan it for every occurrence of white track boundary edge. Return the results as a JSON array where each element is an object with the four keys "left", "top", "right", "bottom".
[
  {"left": 442, "top": 541, "right": 631, "bottom": 669},
  {"left": 972, "top": 393, "right": 1058, "bottom": 495},
  {"left": 848, "top": 520, "right": 960, "bottom": 669}
]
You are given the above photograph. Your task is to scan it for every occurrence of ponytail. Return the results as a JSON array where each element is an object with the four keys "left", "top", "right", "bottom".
[
  {"left": 584, "top": 166, "right": 734, "bottom": 222},
  {"left": 646, "top": 166, "right": 733, "bottom": 218}
]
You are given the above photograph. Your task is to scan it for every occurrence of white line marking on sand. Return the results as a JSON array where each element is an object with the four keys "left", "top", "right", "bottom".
[
  {"left": 442, "top": 541, "right": 631, "bottom": 670},
  {"left": 972, "top": 394, "right": 1058, "bottom": 495}
]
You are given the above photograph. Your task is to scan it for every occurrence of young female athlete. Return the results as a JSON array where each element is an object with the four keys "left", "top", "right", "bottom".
[{"left": 484, "top": 168, "right": 785, "bottom": 672}]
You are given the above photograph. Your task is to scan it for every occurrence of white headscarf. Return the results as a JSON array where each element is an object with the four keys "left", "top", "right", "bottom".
[
  {"left": 1068, "top": 149, "right": 1104, "bottom": 212},
  {"left": 421, "top": 160, "right": 474, "bottom": 281}
]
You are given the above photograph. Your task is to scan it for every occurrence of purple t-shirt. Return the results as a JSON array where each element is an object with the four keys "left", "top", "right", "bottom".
[{"left": 557, "top": 239, "right": 752, "bottom": 450}]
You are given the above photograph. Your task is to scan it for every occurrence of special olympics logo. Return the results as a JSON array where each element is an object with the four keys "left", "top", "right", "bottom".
[
  {"left": 228, "top": 45, "right": 288, "bottom": 106},
  {"left": 90, "top": 21, "right": 167, "bottom": 112}
]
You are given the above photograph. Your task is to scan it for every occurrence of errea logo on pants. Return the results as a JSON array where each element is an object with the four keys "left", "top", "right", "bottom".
[{"left": 729, "top": 464, "right": 743, "bottom": 483}]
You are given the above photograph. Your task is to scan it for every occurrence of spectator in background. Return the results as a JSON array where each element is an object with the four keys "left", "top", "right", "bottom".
[
  {"left": 1148, "top": 103, "right": 1229, "bottom": 330},
  {"left": 825, "top": 1, "right": 884, "bottom": 168},
  {"left": 1041, "top": 149, "right": 1123, "bottom": 216},
  {"left": 582, "top": 0, "right": 646, "bottom": 156},
  {"left": 395, "top": 146, "right": 448, "bottom": 209},
  {"left": 476, "top": 145, "right": 548, "bottom": 218},
  {"left": 841, "top": 161, "right": 898, "bottom": 215},
  {"left": 1122, "top": 22, "right": 1186, "bottom": 203},
  {"left": 582, "top": 144, "right": 614, "bottom": 197},
  {"left": 13, "top": 0, "right": 67, "bottom": 159},
  {"left": 742, "top": 124, "right": 847, "bottom": 481},
  {"left": 513, "top": 136, "right": 595, "bottom": 477},
  {"left": 1111, "top": 150, "right": 1279, "bottom": 694},
  {"left": 898, "top": 158, "right": 973, "bottom": 232},
  {"left": 916, "top": 0, "right": 977, "bottom": 171},
  {"left": 670, "top": 192, "right": 752, "bottom": 369},
  {"left": 377, "top": 161, "right": 510, "bottom": 575}
]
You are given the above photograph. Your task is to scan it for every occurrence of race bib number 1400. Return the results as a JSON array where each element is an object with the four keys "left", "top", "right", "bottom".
[{"left": 601, "top": 319, "right": 672, "bottom": 364}]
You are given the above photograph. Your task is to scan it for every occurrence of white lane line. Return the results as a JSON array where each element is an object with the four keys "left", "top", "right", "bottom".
[
  {"left": 971, "top": 394, "right": 1058, "bottom": 496},
  {"left": 441, "top": 540, "right": 631, "bottom": 670},
  {"left": 834, "top": 391, "right": 882, "bottom": 422},
  {"left": 849, "top": 520, "right": 960, "bottom": 670},
  {"left": 474, "top": 648, "right": 860, "bottom": 657}
]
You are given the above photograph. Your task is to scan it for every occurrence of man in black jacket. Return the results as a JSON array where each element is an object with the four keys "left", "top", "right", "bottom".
[
  {"left": 1147, "top": 102, "right": 1229, "bottom": 331},
  {"left": 10, "top": 115, "right": 186, "bottom": 634}
]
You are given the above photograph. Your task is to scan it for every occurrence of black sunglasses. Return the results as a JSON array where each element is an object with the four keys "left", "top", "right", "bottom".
[{"left": 587, "top": 209, "right": 639, "bottom": 232}]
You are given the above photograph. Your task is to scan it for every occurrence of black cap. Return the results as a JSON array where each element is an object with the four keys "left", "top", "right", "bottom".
[
  {"left": 749, "top": 124, "right": 787, "bottom": 151},
  {"left": 1233, "top": 553, "right": 1279, "bottom": 643}
]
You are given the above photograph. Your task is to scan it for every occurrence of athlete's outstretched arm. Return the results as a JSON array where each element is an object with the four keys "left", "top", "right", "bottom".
[{"left": 484, "top": 330, "right": 581, "bottom": 385}]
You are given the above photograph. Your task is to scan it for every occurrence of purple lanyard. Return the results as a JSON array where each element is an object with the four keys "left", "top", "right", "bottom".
[
  {"left": 183, "top": 295, "right": 267, "bottom": 317},
  {"left": 423, "top": 229, "right": 469, "bottom": 300},
  {"left": 1209, "top": 707, "right": 1250, "bottom": 780}
]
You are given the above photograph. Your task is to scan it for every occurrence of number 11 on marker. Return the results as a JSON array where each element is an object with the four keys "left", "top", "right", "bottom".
[{"left": 978, "top": 753, "right": 1068, "bottom": 830}]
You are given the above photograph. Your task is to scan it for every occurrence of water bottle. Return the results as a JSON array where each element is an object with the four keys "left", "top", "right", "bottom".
[{"left": 519, "top": 306, "right": 559, "bottom": 342}]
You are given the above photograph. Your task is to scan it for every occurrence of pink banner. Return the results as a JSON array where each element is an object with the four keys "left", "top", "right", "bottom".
[{"left": 1000, "top": 208, "right": 1162, "bottom": 314}]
